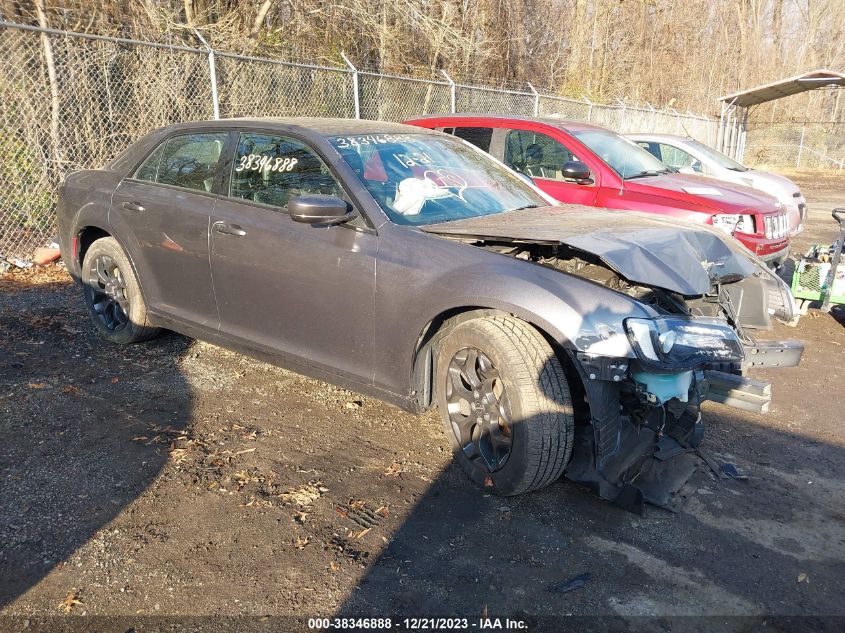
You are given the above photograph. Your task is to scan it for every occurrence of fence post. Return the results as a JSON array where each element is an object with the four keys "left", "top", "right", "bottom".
[
  {"left": 796, "top": 124, "right": 806, "bottom": 169},
  {"left": 441, "top": 70, "right": 456, "bottom": 114},
  {"left": 669, "top": 107, "right": 681, "bottom": 134},
  {"left": 581, "top": 96, "right": 593, "bottom": 122},
  {"left": 340, "top": 52, "right": 360, "bottom": 119},
  {"left": 526, "top": 82, "right": 539, "bottom": 117},
  {"left": 615, "top": 98, "right": 627, "bottom": 132},
  {"left": 645, "top": 102, "right": 656, "bottom": 132},
  {"left": 193, "top": 30, "right": 220, "bottom": 119}
]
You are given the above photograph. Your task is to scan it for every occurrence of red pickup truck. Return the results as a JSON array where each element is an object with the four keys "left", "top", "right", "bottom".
[{"left": 405, "top": 115, "right": 791, "bottom": 266}]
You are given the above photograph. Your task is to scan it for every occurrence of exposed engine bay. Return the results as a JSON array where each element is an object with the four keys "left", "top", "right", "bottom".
[{"left": 475, "top": 240, "right": 795, "bottom": 342}]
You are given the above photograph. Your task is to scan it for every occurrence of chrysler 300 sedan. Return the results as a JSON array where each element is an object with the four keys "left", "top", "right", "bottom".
[{"left": 57, "top": 118, "right": 803, "bottom": 512}]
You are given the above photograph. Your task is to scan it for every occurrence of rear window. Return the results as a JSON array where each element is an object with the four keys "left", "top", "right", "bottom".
[
  {"left": 134, "top": 132, "right": 228, "bottom": 192},
  {"left": 452, "top": 127, "right": 493, "bottom": 152}
]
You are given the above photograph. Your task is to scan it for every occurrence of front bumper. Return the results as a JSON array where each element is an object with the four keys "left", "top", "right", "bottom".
[
  {"left": 757, "top": 242, "right": 791, "bottom": 267},
  {"left": 734, "top": 230, "right": 790, "bottom": 267}
]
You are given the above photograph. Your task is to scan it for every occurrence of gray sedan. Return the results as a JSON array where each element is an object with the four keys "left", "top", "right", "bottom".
[{"left": 57, "top": 118, "right": 802, "bottom": 512}]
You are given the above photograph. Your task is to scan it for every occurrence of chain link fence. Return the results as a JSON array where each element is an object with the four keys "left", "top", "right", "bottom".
[
  {"left": 743, "top": 122, "right": 845, "bottom": 170},
  {"left": 358, "top": 72, "right": 452, "bottom": 121},
  {"left": 0, "top": 21, "right": 723, "bottom": 259}
]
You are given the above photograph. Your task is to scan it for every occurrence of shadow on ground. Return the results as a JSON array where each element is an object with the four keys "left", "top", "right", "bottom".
[{"left": 0, "top": 276, "right": 194, "bottom": 608}]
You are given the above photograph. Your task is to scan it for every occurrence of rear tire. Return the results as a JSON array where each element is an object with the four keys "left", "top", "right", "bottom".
[
  {"left": 435, "top": 315, "right": 574, "bottom": 495},
  {"left": 81, "top": 237, "right": 160, "bottom": 344}
]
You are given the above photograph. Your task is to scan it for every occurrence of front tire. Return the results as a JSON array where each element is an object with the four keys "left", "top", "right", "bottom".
[
  {"left": 81, "top": 237, "right": 160, "bottom": 344},
  {"left": 435, "top": 316, "right": 575, "bottom": 495}
]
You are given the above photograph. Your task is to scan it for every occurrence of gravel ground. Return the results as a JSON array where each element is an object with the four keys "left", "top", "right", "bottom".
[{"left": 1, "top": 174, "right": 843, "bottom": 632}]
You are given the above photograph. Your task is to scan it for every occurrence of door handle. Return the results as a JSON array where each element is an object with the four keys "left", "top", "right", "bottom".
[
  {"left": 213, "top": 222, "right": 247, "bottom": 237},
  {"left": 122, "top": 201, "right": 145, "bottom": 213}
]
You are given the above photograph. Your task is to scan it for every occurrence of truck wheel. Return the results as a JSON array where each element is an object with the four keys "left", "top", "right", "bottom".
[
  {"left": 82, "top": 237, "right": 160, "bottom": 344},
  {"left": 435, "top": 315, "right": 574, "bottom": 495}
]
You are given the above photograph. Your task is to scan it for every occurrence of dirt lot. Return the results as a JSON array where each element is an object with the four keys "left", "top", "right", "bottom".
[{"left": 1, "top": 174, "right": 844, "bottom": 631}]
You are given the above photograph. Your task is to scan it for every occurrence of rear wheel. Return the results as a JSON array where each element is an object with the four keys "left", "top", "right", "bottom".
[
  {"left": 435, "top": 315, "right": 574, "bottom": 495},
  {"left": 82, "top": 237, "right": 160, "bottom": 344}
]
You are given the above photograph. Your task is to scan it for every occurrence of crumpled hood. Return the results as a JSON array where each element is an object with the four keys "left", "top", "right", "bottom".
[{"left": 422, "top": 205, "right": 759, "bottom": 296}]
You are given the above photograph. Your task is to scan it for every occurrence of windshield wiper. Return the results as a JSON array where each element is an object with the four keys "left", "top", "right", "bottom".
[
  {"left": 625, "top": 169, "right": 668, "bottom": 180},
  {"left": 507, "top": 204, "right": 541, "bottom": 212}
]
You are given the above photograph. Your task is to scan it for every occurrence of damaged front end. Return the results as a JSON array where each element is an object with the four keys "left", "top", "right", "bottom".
[
  {"left": 526, "top": 243, "right": 802, "bottom": 513},
  {"left": 423, "top": 208, "right": 804, "bottom": 513}
]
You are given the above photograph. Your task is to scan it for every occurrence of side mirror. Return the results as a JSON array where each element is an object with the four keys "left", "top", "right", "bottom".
[
  {"left": 561, "top": 160, "right": 592, "bottom": 184},
  {"left": 288, "top": 194, "right": 356, "bottom": 226}
]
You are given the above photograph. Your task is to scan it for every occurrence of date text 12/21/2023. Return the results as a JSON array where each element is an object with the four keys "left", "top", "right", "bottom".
[{"left": 307, "top": 617, "right": 529, "bottom": 630}]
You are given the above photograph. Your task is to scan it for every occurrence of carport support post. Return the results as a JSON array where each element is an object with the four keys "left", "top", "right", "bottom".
[
  {"left": 194, "top": 29, "right": 220, "bottom": 120},
  {"left": 796, "top": 124, "right": 806, "bottom": 168},
  {"left": 341, "top": 52, "right": 360, "bottom": 119},
  {"left": 527, "top": 82, "right": 539, "bottom": 117},
  {"left": 441, "top": 70, "right": 456, "bottom": 114}
]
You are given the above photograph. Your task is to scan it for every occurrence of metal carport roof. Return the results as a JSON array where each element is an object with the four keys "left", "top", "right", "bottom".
[{"left": 719, "top": 69, "right": 845, "bottom": 108}]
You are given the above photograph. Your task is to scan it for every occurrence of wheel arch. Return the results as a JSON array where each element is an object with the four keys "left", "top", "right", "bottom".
[
  {"left": 410, "top": 305, "right": 587, "bottom": 414},
  {"left": 75, "top": 226, "right": 153, "bottom": 313},
  {"left": 77, "top": 225, "right": 111, "bottom": 270}
]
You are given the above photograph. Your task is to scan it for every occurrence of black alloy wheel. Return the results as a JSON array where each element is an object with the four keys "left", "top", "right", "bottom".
[
  {"left": 445, "top": 346, "right": 513, "bottom": 473},
  {"left": 87, "top": 254, "right": 130, "bottom": 332}
]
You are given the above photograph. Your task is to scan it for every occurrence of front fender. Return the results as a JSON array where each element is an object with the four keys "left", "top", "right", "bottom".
[{"left": 373, "top": 227, "right": 658, "bottom": 397}]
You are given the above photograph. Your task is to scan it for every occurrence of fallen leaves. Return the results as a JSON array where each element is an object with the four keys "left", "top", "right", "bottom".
[
  {"left": 293, "top": 510, "right": 308, "bottom": 524},
  {"left": 798, "top": 572, "right": 809, "bottom": 583},
  {"left": 58, "top": 590, "right": 83, "bottom": 613},
  {"left": 27, "top": 382, "right": 45, "bottom": 390},
  {"left": 278, "top": 481, "right": 329, "bottom": 506},
  {"left": 233, "top": 470, "right": 261, "bottom": 489},
  {"left": 294, "top": 535, "right": 311, "bottom": 549}
]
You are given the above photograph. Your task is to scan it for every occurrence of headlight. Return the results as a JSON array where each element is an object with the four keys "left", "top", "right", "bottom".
[
  {"left": 624, "top": 317, "right": 745, "bottom": 369},
  {"left": 711, "top": 213, "right": 755, "bottom": 235}
]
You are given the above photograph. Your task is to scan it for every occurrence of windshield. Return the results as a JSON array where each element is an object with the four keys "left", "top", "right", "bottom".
[
  {"left": 572, "top": 129, "right": 669, "bottom": 179},
  {"left": 328, "top": 133, "right": 547, "bottom": 226},
  {"left": 685, "top": 138, "right": 748, "bottom": 171}
]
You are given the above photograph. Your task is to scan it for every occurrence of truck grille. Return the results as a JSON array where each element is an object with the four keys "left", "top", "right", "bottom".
[{"left": 764, "top": 213, "right": 788, "bottom": 239}]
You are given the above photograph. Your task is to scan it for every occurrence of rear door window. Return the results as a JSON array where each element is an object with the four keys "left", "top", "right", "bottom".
[
  {"left": 155, "top": 133, "right": 228, "bottom": 192},
  {"left": 505, "top": 129, "right": 578, "bottom": 181},
  {"left": 452, "top": 127, "right": 494, "bottom": 152},
  {"left": 228, "top": 133, "right": 343, "bottom": 211},
  {"left": 133, "top": 143, "right": 166, "bottom": 182}
]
